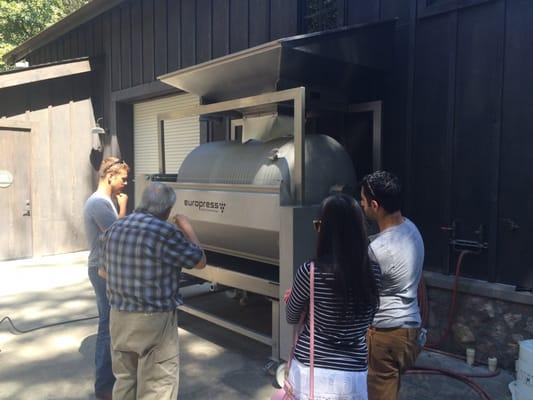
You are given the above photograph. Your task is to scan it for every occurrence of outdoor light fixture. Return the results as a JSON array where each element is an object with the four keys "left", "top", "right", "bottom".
[{"left": 91, "top": 117, "right": 106, "bottom": 135}]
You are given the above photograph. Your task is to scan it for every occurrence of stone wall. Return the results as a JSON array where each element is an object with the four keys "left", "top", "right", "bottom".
[{"left": 425, "top": 286, "right": 533, "bottom": 370}]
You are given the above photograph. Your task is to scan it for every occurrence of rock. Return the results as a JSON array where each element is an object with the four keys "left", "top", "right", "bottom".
[
  {"left": 504, "top": 313, "right": 522, "bottom": 329},
  {"left": 525, "top": 317, "right": 533, "bottom": 335},
  {"left": 483, "top": 302, "right": 496, "bottom": 318},
  {"left": 452, "top": 323, "right": 475, "bottom": 343},
  {"left": 490, "top": 322, "right": 507, "bottom": 342}
]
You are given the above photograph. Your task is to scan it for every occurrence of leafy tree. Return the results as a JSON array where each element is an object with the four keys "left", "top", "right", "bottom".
[
  {"left": 61, "top": 0, "right": 91, "bottom": 15},
  {"left": 0, "top": 0, "right": 89, "bottom": 71}
]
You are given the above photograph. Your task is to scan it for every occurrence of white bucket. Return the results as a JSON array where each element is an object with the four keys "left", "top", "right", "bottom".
[
  {"left": 514, "top": 340, "right": 533, "bottom": 400},
  {"left": 510, "top": 381, "right": 533, "bottom": 400},
  {"left": 517, "top": 359, "right": 533, "bottom": 385},
  {"left": 509, "top": 381, "right": 517, "bottom": 400},
  {"left": 519, "top": 340, "right": 533, "bottom": 366}
]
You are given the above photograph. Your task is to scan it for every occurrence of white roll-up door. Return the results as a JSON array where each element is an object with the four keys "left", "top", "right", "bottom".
[{"left": 133, "top": 93, "right": 199, "bottom": 202}]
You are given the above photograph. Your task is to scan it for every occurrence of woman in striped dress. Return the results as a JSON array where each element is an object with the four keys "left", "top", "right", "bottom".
[{"left": 285, "top": 194, "right": 380, "bottom": 400}]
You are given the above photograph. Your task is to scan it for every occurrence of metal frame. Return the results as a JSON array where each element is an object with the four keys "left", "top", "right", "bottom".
[
  {"left": 348, "top": 100, "right": 383, "bottom": 171},
  {"left": 157, "top": 86, "right": 306, "bottom": 205},
  {"left": 179, "top": 304, "right": 274, "bottom": 346},
  {"left": 156, "top": 87, "right": 307, "bottom": 361},
  {"left": 178, "top": 263, "right": 280, "bottom": 358},
  {"left": 230, "top": 118, "right": 244, "bottom": 141}
]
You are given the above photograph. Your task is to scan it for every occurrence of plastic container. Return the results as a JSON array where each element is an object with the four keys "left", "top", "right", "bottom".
[
  {"left": 510, "top": 381, "right": 533, "bottom": 400},
  {"left": 488, "top": 357, "right": 498, "bottom": 372},
  {"left": 466, "top": 348, "right": 476, "bottom": 366},
  {"left": 514, "top": 340, "right": 533, "bottom": 400},
  {"left": 519, "top": 340, "right": 533, "bottom": 365}
]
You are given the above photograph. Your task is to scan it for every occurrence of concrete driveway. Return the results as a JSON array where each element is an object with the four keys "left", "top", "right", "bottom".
[{"left": 0, "top": 252, "right": 514, "bottom": 399}]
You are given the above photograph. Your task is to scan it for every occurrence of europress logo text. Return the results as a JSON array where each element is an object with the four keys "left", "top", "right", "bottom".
[{"left": 183, "top": 200, "right": 227, "bottom": 213}]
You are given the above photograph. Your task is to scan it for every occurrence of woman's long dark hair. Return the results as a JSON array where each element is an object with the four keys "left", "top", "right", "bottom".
[{"left": 315, "top": 194, "right": 379, "bottom": 309}]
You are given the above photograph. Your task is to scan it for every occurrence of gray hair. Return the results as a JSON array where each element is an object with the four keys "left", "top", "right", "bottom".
[{"left": 138, "top": 182, "right": 176, "bottom": 217}]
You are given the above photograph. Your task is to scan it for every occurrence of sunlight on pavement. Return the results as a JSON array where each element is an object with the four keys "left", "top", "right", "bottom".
[
  {"left": 13, "top": 328, "right": 94, "bottom": 361},
  {"left": 184, "top": 340, "right": 223, "bottom": 359},
  {"left": 0, "top": 252, "right": 89, "bottom": 297}
]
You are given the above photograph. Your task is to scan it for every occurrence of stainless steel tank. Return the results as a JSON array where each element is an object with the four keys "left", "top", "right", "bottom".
[{"left": 171, "top": 134, "right": 355, "bottom": 264}]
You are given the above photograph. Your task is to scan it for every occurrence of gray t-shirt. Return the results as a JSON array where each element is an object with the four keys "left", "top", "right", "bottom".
[
  {"left": 83, "top": 192, "right": 118, "bottom": 269},
  {"left": 369, "top": 218, "right": 424, "bottom": 328}
]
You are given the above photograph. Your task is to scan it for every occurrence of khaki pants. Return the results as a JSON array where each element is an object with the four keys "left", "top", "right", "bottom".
[
  {"left": 367, "top": 326, "right": 421, "bottom": 400},
  {"left": 110, "top": 309, "right": 179, "bottom": 400}
]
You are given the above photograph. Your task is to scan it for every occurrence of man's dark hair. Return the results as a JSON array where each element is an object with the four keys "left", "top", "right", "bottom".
[{"left": 360, "top": 170, "right": 402, "bottom": 214}]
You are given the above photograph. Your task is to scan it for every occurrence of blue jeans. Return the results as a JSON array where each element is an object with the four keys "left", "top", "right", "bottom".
[{"left": 88, "top": 267, "right": 115, "bottom": 394}]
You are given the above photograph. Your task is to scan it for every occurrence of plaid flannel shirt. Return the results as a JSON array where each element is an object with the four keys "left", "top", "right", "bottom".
[{"left": 100, "top": 211, "right": 203, "bottom": 312}]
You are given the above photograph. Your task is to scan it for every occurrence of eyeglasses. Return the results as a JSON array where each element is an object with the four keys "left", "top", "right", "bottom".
[{"left": 313, "top": 219, "right": 321, "bottom": 231}]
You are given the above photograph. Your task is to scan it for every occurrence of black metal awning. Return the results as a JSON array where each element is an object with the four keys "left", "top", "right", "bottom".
[{"left": 159, "top": 20, "right": 395, "bottom": 102}]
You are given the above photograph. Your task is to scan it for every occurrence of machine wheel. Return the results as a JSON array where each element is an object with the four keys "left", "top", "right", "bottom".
[
  {"left": 263, "top": 359, "right": 277, "bottom": 376},
  {"left": 275, "top": 362, "right": 287, "bottom": 388},
  {"left": 239, "top": 291, "right": 249, "bottom": 306}
]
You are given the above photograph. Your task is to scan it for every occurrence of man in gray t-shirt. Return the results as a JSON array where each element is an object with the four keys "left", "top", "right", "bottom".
[
  {"left": 360, "top": 171, "right": 424, "bottom": 400},
  {"left": 83, "top": 156, "right": 129, "bottom": 400}
]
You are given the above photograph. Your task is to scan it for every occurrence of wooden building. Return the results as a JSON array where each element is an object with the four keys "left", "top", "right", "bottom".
[{"left": 2, "top": 0, "right": 533, "bottom": 367}]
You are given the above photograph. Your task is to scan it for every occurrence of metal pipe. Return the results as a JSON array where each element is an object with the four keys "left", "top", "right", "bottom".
[
  {"left": 157, "top": 119, "right": 165, "bottom": 173},
  {"left": 180, "top": 282, "right": 212, "bottom": 298},
  {"left": 293, "top": 87, "right": 306, "bottom": 205}
]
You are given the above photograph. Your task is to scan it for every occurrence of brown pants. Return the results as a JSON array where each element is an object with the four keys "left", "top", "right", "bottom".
[
  {"left": 367, "top": 326, "right": 421, "bottom": 400},
  {"left": 110, "top": 309, "right": 179, "bottom": 400}
]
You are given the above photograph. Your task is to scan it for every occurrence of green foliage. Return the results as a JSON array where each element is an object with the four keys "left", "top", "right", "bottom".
[{"left": 0, "top": 0, "right": 89, "bottom": 71}]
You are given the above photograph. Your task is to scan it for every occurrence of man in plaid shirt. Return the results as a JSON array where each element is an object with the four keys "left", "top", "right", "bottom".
[{"left": 100, "top": 182, "right": 205, "bottom": 400}]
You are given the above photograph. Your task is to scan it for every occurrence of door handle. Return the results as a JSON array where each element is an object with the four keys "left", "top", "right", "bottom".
[{"left": 22, "top": 199, "right": 31, "bottom": 217}]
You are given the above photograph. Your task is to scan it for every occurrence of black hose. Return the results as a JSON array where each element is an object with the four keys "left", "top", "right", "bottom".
[{"left": 0, "top": 315, "right": 97, "bottom": 334}]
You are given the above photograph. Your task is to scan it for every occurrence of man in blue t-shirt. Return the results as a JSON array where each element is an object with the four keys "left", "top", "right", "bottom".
[{"left": 83, "top": 156, "right": 129, "bottom": 400}]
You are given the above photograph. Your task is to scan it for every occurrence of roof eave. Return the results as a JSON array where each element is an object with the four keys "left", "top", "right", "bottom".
[{"left": 2, "top": 0, "right": 126, "bottom": 65}]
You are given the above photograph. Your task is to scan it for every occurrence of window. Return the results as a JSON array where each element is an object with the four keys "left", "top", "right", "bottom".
[
  {"left": 303, "top": 0, "right": 339, "bottom": 33},
  {"left": 418, "top": 0, "right": 495, "bottom": 19}
]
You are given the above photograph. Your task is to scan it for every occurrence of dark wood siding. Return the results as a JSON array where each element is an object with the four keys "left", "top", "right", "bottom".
[
  {"left": 111, "top": 8, "right": 122, "bottom": 90},
  {"left": 25, "top": 0, "right": 298, "bottom": 91},
  {"left": 230, "top": 0, "right": 249, "bottom": 53},
  {"left": 346, "top": 0, "right": 380, "bottom": 24},
  {"left": 181, "top": 0, "right": 197, "bottom": 68},
  {"left": 154, "top": 0, "right": 168, "bottom": 77},
  {"left": 130, "top": 0, "right": 143, "bottom": 86},
  {"left": 497, "top": 0, "right": 533, "bottom": 288},
  {"left": 412, "top": 13, "right": 457, "bottom": 274},
  {"left": 197, "top": 0, "right": 213, "bottom": 63},
  {"left": 121, "top": 3, "right": 132, "bottom": 88},
  {"left": 212, "top": 0, "right": 230, "bottom": 58},
  {"left": 452, "top": 1, "right": 504, "bottom": 280},
  {"left": 142, "top": 0, "right": 155, "bottom": 83},
  {"left": 20, "top": 0, "right": 533, "bottom": 286},
  {"left": 270, "top": 0, "right": 298, "bottom": 39},
  {"left": 94, "top": 18, "right": 103, "bottom": 56},
  {"left": 167, "top": 0, "right": 182, "bottom": 71},
  {"left": 249, "top": 0, "right": 270, "bottom": 46}
]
